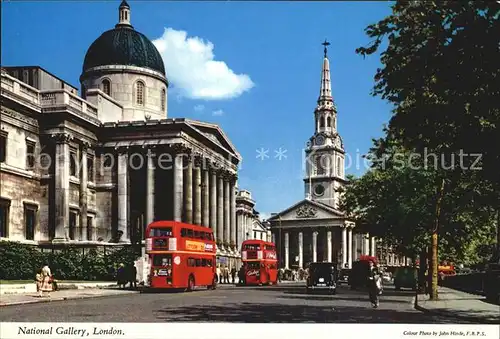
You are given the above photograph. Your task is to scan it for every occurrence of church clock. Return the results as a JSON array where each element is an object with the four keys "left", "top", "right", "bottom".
[{"left": 315, "top": 135, "right": 325, "bottom": 146}]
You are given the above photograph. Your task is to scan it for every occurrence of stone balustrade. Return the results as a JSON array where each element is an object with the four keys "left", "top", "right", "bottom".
[{"left": 1, "top": 72, "right": 98, "bottom": 117}]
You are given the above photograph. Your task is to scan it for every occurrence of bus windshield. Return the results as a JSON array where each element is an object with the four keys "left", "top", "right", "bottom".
[
  {"left": 246, "top": 262, "right": 260, "bottom": 269},
  {"left": 243, "top": 244, "right": 261, "bottom": 250},
  {"left": 149, "top": 227, "right": 173, "bottom": 237},
  {"left": 152, "top": 254, "right": 172, "bottom": 267}
]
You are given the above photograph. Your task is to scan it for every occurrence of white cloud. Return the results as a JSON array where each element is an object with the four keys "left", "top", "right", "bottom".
[
  {"left": 194, "top": 104, "right": 205, "bottom": 112},
  {"left": 153, "top": 28, "right": 254, "bottom": 100},
  {"left": 212, "top": 109, "right": 224, "bottom": 116}
]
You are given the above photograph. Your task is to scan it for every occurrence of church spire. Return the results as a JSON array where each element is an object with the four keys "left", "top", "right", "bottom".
[
  {"left": 116, "top": 0, "right": 133, "bottom": 29},
  {"left": 318, "top": 39, "right": 333, "bottom": 104}
]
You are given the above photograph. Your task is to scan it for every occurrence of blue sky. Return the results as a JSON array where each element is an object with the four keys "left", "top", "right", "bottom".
[{"left": 2, "top": 0, "right": 393, "bottom": 219}]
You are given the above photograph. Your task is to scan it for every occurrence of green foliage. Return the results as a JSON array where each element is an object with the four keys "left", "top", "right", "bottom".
[
  {"left": 0, "top": 241, "right": 141, "bottom": 281},
  {"left": 343, "top": 1, "right": 500, "bottom": 265}
]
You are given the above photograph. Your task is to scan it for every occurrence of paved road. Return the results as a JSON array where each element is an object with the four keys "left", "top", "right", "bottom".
[{"left": 0, "top": 283, "right": 472, "bottom": 323}]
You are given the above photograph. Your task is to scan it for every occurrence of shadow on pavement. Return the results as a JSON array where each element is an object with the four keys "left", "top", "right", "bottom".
[
  {"left": 278, "top": 295, "right": 411, "bottom": 304},
  {"left": 155, "top": 302, "right": 460, "bottom": 323}
]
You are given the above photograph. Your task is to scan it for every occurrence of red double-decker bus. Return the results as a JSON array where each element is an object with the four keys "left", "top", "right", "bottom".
[
  {"left": 145, "top": 221, "right": 217, "bottom": 291},
  {"left": 240, "top": 239, "right": 278, "bottom": 285}
]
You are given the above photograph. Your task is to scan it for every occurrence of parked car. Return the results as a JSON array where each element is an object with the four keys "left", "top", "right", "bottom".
[
  {"left": 394, "top": 266, "right": 417, "bottom": 290},
  {"left": 337, "top": 269, "right": 351, "bottom": 285},
  {"left": 382, "top": 272, "right": 392, "bottom": 283},
  {"left": 306, "top": 262, "right": 337, "bottom": 294}
]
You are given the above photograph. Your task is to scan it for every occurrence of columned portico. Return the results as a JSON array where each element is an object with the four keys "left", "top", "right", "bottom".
[
  {"left": 347, "top": 226, "right": 353, "bottom": 268},
  {"left": 210, "top": 169, "right": 217, "bottom": 237},
  {"left": 364, "top": 234, "right": 370, "bottom": 255},
  {"left": 223, "top": 175, "right": 230, "bottom": 248},
  {"left": 184, "top": 157, "right": 193, "bottom": 224},
  {"left": 230, "top": 179, "right": 236, "bottom": 250},
  {"left": 202, "top": 168, "right": 210, "bottom": 227},
  {"left": 216, "top": 171, "right": 224, "bottom": 244},
  {"left": 370, "top": 236, "right": 376, "bottom": 257}
]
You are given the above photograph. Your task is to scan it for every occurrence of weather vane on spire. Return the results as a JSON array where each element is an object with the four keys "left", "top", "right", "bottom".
[{"left": 322, "top": 39, "right": 330, "bottom": 57}]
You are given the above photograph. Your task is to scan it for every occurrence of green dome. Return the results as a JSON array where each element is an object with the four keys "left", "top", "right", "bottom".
[{"left": 82, "top": 27, "right": 165, "bottom": 75}]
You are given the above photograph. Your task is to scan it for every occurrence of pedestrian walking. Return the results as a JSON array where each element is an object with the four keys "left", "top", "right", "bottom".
[
  {"left": 117, "top": 263, "right": 126, "bottom": 288},
  {"left": 367, "top": 260, "right": 381, "bottom": 308},
  {"left": 40, "top": 263, "right": 53, "bottom": 297},
  {"left": 216, "top": 265, "right": 221, "bottom": 283},
  {"left": 231, "top": 267, "right": 236, "bottom": 284},
  {"left": 127, "top": 262, "right": 137, "bottom": 289},
  {"left": 35, "top": 269, "right": 43, "bottom": 297}
]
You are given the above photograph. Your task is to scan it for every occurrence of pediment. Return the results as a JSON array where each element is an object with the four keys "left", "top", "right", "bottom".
[
  {"left": 268, "top": 199, "right": 344, "bottom": 222},
  {"left": 186, "top": 120, "right": 241, "bottom": 160}
]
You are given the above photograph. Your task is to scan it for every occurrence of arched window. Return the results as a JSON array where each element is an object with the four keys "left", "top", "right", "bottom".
[
  {"left": 327, "top": 116, "right": 331, "bottom": 127},
  {"left": 136, "top": 81, "right": 145, "bottom": 106},
  {"left": 337, "top": 157, "right": 341, "bottom": 176},
  {"left": 161, "top": 88, "right": 166, "bottom": 112},
  {"left": 101, "top": 79, "right": 111, "bottom": 96},
  {"left": 315, "top": 156, "right": 325, "bottom": 175},
  {"left": 319, "top": 115, "right": 325, "bottom": 128}
]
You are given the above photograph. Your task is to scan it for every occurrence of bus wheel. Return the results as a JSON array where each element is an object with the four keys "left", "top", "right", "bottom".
[{"left": 187, "top": 275, "right": 195, "bottom": 292}]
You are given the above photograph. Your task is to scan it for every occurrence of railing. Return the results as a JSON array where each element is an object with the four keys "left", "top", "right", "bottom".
[{"left": 1, "top": 72, "right": 98, "bottom": 117}]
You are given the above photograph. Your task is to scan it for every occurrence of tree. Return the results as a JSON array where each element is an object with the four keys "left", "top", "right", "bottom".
[{"left": 355, "top": 0, "right": 500, "bottom": 300}]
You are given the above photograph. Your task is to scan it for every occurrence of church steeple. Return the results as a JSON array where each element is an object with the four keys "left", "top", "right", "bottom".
[
  {"left": 318, "top": 40, "right": 333, "bottom": 103},
  {"left": 314, "top": 39, "right": 336, "bottom": 134},
  {"left": 116, "top": 0, "right": 133, "bottom": 29}
]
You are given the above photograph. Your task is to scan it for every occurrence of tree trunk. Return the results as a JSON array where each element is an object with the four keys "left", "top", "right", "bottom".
[{"left": 430, "top": 178, "right": 446, "bottom": 300}]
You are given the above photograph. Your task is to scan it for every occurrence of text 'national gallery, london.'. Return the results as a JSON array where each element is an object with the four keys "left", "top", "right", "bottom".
[{"left": 0, "top": 1, "right": 270, "bottom": 265}]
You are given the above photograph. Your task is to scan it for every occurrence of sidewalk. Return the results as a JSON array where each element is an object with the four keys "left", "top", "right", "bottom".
[
  {"left": 0, "top": 288, "right": 139, "bottom": 307},
  {"left": 0, "top": 281, "right": 117, "bottom": 295},
  {"left": 415, "top": 286, "right": 500, "bottom": 324}
]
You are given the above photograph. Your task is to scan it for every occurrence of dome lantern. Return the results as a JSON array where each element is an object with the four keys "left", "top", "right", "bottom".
[{"left": 117, "top": 0, "right": 132, "bottom": 29}]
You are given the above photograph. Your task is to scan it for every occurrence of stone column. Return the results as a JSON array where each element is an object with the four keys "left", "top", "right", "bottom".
[
  {"left": 53, "top": 133, "right": 71, "bottom": 241},
  {"left": 223, "top": 174, "right": 230, "bottom": 247},
  {"left": 342, "top": 226, "right": 347, "bottom": 267},
  {"left": 364, "top": 233, "right": 370, "bottom": 255},
  {"left": 184, "top": 157, "right": 193, "bottom": 224},
  {"left": 193, "top": 157, "right": 202, "bottom": 225},
  {"left": 370, "top": 237, "right": 376, "bottom": 257},
  {"left": 230, "top": 176, "right": 236, "bottom": 250},
  {"left": 312, "top": 231, "right": 317, "bottom": 263},
  {"left": 298, "top": 231, "right": 303, "bottom": 268},
  {"left": 117, "top": 150, "right": 129, "bottom": 242},
  {"left": 173, "top": 151, "right": 184, "bottom": 222},
  {"left": 216, "top": 170, "right": 224, "bottom": 243},
  {"left": 327, "top": 230, "right": 332, "bottom": 262},
  {"left": 202, "top": 167, "right": 210, "bottom": 227},
  {"left": 347, "top": 227, "right": 353, "bottom": 268},
  {"left": 79, "top": 142, "right": 89, "bottom": 241},
  {"left": 284, "top": 232, "right": 289, "bottom": 269},
  {"left": 210, "top": 168, "right": 217, "bottom": 238},
  {"left": 145, "top": 148, "right": 155, "bottom": 226}
]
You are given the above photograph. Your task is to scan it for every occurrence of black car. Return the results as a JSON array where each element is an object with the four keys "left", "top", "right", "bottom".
[{"left": 306, "top": 262, "right": 337, "bottom": 294}]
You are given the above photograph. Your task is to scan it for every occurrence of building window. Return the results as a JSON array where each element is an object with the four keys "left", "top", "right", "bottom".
[
  {"left": 136, "top": 81, "right": 145, "bottom": 106},
  {"left": 315, "top": 156, "right": 325, "bottom": 175},
  {"left": 0, "top": 132, "right": 7, "bottom": 163},
  {"left": 319, "top": 116, "right": 325, "bottom": 128},
  {"left": 161, "top": 88, "right": 166, "bottom": 112},
  {"left": 69, "top": 211, "right": 77, "bottom": 240},
  {"left": 327, "top": 116, "right": 331, "bottom": 128},
  {"left": 26, "top": 141, "right": 36, "bottom": 170},
  {"left": 70, "top": 149, "right": 77, "bottom": 177},
  {"left": 253, "top": 231, "right": 256, "bottom": 239},
  {"left": 87, "top": 156, "right": 94, "bottom": 182},
  {"left": 87, "top": 216, "right": 93, "bottom": 241},
  {"left": 102, "top": 79, "right": 111, "bottom": 96},
  {"left": 0, "top": 198, "right": 10, "bottom": 238},
  {"left": 24, "top": 204, "right": 37, "bottom": 240}
]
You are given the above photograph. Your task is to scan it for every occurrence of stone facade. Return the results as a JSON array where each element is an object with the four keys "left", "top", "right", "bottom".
[
  {"left": 0, "top": 2, "right": 242, "bottom": 267},
  {"left": 267, "top": 43, "right": 377, "bottom": 270}
]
